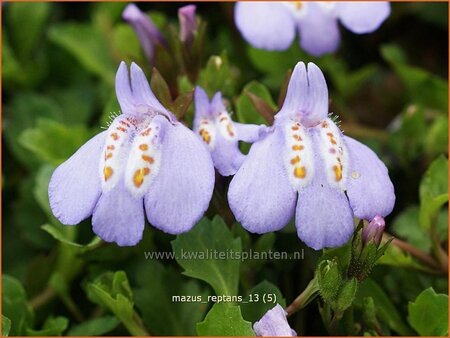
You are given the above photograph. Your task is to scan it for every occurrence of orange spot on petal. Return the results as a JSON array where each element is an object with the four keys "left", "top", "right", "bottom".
[
  {"left": 294, "top": 166, "right": 307, "bottom": 179},
  {"left": 142, "top": 155, "right": 154, "bottom": 164},
  {"left": 139, "top": 144, "right": 149, "bottom": 151}
]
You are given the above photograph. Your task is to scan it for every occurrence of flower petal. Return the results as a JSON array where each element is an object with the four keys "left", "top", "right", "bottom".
[
  {"left": 92, "top": 179, "right": 145, "bottom": 246},
  {"left": 211, "top": 136, "right": 245, "bottom": 176},
  {"left": 344, "top": 136, "right": 395, "bottom": 220},
  {"left": 336, "top": 2, "right": 390, "bottom": 34},
  {"left": 115, "top": 61, "right": 134, "bottom": 116},
  {"left": 194, "top": 86, "right": 211, "bottom": 121},
  {"left": 49, "top": 132, "right": 106, "bottom": 225},
  {"left": 228, "top": 128, "right": 296, "bottom": 233},
  {"left": 234, "top": 2, "right": 296, "bottom": 51},
  {"left": 210, "top": 91, "right": 225, "bottom": 113},
  {"left": 295, "top": 131, "right": 354, "bottom": 250},
  {"left": 253, "top": 304, "right": 295, "bottom": 337},
  {"left": 130, "top": 62, "right": 171, "bottom": 116},
  {"left": 298, "top": 3, "right": 340, "bottom": 56},
  {"left": 278, "top": 62, "right": 328, "bottom": 127},
  {"left": 234, "top": 122, "right": 267, "bottom": 143},
  {"left": 145, "top": 116, "right": 215, "bottom": 234}
]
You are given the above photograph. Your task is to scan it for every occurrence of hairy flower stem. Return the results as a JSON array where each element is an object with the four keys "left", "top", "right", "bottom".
[{"left": 286, "top": 276, "right": 319, "bottom": 316}]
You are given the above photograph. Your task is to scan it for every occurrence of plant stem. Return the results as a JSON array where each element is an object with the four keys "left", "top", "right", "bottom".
[
  {"left": 122, "top": 311, "right": 151, "bottom": 336},
  {"left": 286, "top": 276, "right": 319, "bottom": 316},
  {"left": 386, "top": 234, "right": 441, "bottom": 270},
  {"left": 29, "top": 287, "right": 56, "bottom": 309}
]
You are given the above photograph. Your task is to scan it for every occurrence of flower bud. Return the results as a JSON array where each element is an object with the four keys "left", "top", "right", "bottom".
[
  {"left": 122, "top": 4, "right": 167, "bottom": 63},
  {"left": 178, "top": 5, "right": 197, "bottom": 46},
  {"left": 362, "top": 215, "right": 385, "bottom": 247}
]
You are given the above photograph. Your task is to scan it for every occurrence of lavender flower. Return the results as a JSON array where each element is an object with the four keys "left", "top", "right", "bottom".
[
  {"left": 194, "top": 86, "right": 267, "bottom": 176},
  {"left": 48, "top": 62, "right": 214, "bottom": 246},
  {"left": 253, "top": 304, "right": 296, "bottom": 336},
  {"left": 234, "top": 2, "right": 390, "bottom": 56},
  {"left": 178, "top": 4, "right": 197, "bottom": 45},
  {"left": 362, "top": 215, "right": 385, "bottom": 247},
  {"left": 228, "top": 62, "right": 395, "bottom": 250},
  {"left": 122, "top": 4, "right": 167, "bottom": 64}
]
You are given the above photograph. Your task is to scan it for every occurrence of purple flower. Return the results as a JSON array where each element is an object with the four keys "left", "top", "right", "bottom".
[
  {"left": 122, "top": 4, "right": 167, "bottom": 64},
  {"left": 234, "top": 2, "right": 390, "bottom": 56},
  {"left": 194, "top": 86, "right": 267, "bottom": 176},
  {"left": 48, "top": 62, "right": 215, "bottom": 246},
  {"left": 253, "top": 304, "right": 296, "bottom": 336},
  {"left": 228, "top": 62, "right": 395, "bottom": 250},
  {"left": 362, "top": 215, "right": 385, "bottom": 247},
  {"left": 178, "top": 4, "right": 197, "bottom": 45}
]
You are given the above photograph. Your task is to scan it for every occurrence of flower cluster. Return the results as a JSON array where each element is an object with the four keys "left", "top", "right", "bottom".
[{"left": 49, "top": 3, "right": 395, "bottom": 250}]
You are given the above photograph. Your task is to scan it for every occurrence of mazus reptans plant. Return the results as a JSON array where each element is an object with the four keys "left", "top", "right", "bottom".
[
  {"left": 228, "top": 62, "right": 395, "bottom": 250},
  {"left": 194, "top": 86, "right": 267, "bottom": 176},
  {"left": 235, "top": 1, "right": 390, "bottom": 56},
  {"left": 48, "top": 62, "right": 214, "bottom": 246}
]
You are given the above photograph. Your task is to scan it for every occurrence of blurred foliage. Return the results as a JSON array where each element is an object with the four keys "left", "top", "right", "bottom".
[{"left": 2, "top": 2, "right": 448, "bottom": 336}]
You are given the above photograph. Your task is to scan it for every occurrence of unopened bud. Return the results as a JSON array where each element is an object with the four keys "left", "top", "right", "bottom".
[
  {"left": 123, "top": 4, "right": 167, "bottom": 63},
  {"left": 362, "top": 215, "right": 385, "bottom": 247},
  {"left": 178, "top": 5, "right": 197, "bottom": 45}
]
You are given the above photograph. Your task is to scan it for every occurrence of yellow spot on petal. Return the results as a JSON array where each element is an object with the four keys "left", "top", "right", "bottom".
[
  {"left": 333, "top": 164, "right": 343, "bottom": 182},
  {"left": 139, "top": 144, "right": 149, "bottom": 151},
  {"left": 294, "top": 166, "right": 306, "bottom": 179},
  {"left": 103, "top": 166, "right": 113, "bottom": 181},
  {"left": 133, "top": 168, "right": 150, "bottom": 188},
  {"left": 105, "top": 152, "right": 113, "bottom": 160},
  {"left": 111, "top": 133, "right": 119, "bottom": 141},
  {"left": 292, "top": 144, "right": 304, "bottom": 151},
  {"left": 199, "top": 129, "right": 211, "bottom": 144}
]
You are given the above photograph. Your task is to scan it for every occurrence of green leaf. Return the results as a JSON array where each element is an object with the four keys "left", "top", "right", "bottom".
[
  {"left": 19, "top": 119, "right": 92, "bottom": 165},
  {"left": 27, "top": 316, "right": 68, "bottom": 336},
  {"left": 419, "top": 156, "right": 448, "bottom": 230},
  {"left": 172, "top": 216, "right": 241, "bottom": 296},
  {"left": 3, "top": 93, "right": 62, "bottom": 167},
  {"left": 67, "top": 316, "right": 120, "bottom": 336},
  {"left": 2, "top": 275, "right": 34, "bottom": 336},
  {"left": 391, "top": 206, "right": 431, "bottom": 251},
  {"left": 196, "top": 303, "right": 255, "bottom": 336},
  {"left": 6, "top": 3, "right": 50, "bottom": 60},
  {"left": 41, "top": 224, "right": 101, "bottom": 250},
  {"left": 134, "top": 260, "right": 209, "bottom": 336},
  {"left": 408, "top": 287, "right": 448, "bottom": 336},
  {"left": 335, "top": 278, "right": 358, "bottom": 313},
  {"left": 150, "top": 68, "right": 172, "bottom": 107},
  {"left": 381, "top": 44, "right": 448, "bottom": 111},
  {"left": 49, "top": 23, "right": 116, "bottom": 84},
  {"left": 2, "top": 315, "right": 11, "bottom": 337},
  {"left": 86, "top": 271, "right": 148, "bottom": 336},
  {"left": 355, "top": 278, "right": 413, "bottom": 335},
  {"left": 236, "top": 81, "right": 276, "bottom": 125},
  {"left": 425, "top": 115, "right": 449, "bottom": 157},
  {"left": 241, "top": 281, "right": 285, "bottom": 323}
]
